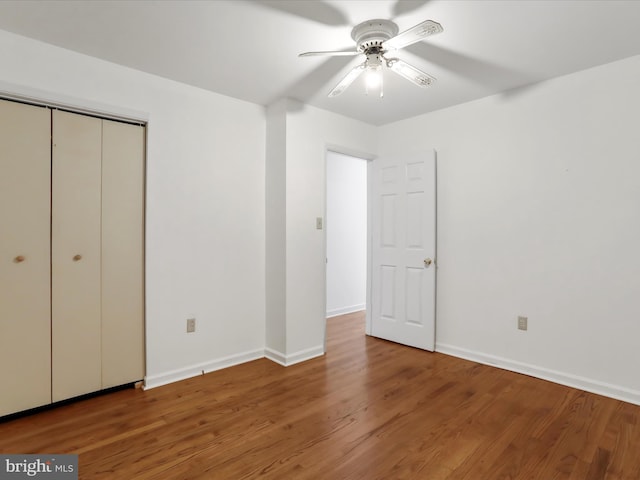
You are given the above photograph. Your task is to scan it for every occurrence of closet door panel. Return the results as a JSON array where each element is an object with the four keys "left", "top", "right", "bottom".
[
  {"left": 0, "top": 99, "right": 51, "bottom": 416},
  {"left": 101, "top": 120, "right": 145, "bottom": 388},
  {"left": 51, "top": 110, "right": 102, "bottom": 402}
]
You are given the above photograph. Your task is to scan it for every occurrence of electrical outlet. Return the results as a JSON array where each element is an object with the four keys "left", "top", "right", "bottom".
[
  {"left": 187, "top": 318, "right": 196, "bottom": 333},
  {"left": 518, "top": 316, "right": 528, "bottom": 331}
]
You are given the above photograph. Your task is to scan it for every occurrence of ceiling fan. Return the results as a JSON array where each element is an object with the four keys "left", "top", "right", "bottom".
[{"left": 299, "top": 18, "right": 443, "bottom": 98}]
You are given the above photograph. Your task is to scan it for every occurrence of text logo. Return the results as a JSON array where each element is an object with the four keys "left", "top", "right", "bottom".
[{"left": 0, "top": 455, "right": 77, "bottom": 479}]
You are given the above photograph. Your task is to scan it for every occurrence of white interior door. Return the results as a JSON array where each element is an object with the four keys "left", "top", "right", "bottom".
[{"left": 369, "top": 149, "right": 436, "bottom": 351}]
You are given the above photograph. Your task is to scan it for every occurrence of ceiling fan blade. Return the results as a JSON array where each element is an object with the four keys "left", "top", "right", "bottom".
[
  {"left": 387, "top": 59, "right": 436, "bottom": 88},
  {"left": 392, "top": 0, "right": 431, "bottom": 18},
  {"left": 383, "top": 20, "right": 443, "bottom": 50},
  {"left": 255, "top": 0, "right": 349, "bottom": 27},
  {"left": 328, "top": 63, "right": 366, "bottom": 97},
  {"left": 299, "top": 50, "right": 361, "bottom": 57}
]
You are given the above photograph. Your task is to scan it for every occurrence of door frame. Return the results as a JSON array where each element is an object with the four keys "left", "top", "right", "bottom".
[
  {"left": 323, "top": 145, "right": 376, "bottom": 352},
  {"left": 324, "top": 145, "right": 438, "bottom": 347},
  {"left": 0, "top": 80, "right": 149, "bottom": 124},
  {"left": 0, "top": 84, "right": 150, "bottom": 383}
]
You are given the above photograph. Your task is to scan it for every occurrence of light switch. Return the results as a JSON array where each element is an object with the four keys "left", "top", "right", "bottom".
[
  {"left": 316, "top": 217, "right": 323, "bottom": 230},
  {"left": 518, "top": 316, "right": 528, "bottom": 331}
]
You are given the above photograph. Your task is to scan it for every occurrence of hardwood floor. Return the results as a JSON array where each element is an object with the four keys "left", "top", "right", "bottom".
[{"left": 1, "top": 311, "right": 639, "bottom": 479}]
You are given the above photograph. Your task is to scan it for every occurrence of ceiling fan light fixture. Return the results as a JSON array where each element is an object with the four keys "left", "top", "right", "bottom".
[
  {"left": 364, "top": 52, "right": 384, "bottom": 97},
  {"left": 365, "top": 65, "right": 383, "bottom": 98},
  {"left": 365, "top": 66, "right": 382, "bottom": 89},
  {"left": 301, "top": 18, "right": 443, "bottom": 98}
]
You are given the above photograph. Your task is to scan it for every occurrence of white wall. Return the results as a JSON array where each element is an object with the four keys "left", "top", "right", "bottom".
[
  {"left": 264, "top": 100, "right": 377, "bottom": 364},
  {"left": 0, "top": 29, "right": 266, "bottom": 388},
  {"left": 265, "top": 100, "right": 288, "bottom": 355},
  {"left": 285, "top": 104, "right": 376, "bottom": 360},
  {"left": 4, "top": 27, "right": 638, "bottom": 405},
  {"left": 326, "top": 151, "right": 367, "bottom": 317},
  {"left": 378, "top": 55, "right": 640, "bottom": 404}
]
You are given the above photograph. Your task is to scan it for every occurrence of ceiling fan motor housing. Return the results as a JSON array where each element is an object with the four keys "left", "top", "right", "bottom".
[{"left": 351, "top": 19, "right": 399, "bottom": 54}]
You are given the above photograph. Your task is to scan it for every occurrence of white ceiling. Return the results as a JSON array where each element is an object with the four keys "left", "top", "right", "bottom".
[{"left": 0, "top": 0, "right": 639, "bottom": 126}]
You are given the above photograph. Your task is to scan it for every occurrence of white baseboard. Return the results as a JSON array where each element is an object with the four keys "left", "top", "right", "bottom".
[
  {"left": 286, "top": 345, "right": 325, "bottom": 366},
  {"left": 326, "top": 304, "right": 365, "bottom": 318},
  {"left": 436, "top": 343, "right": 640, "bottom": 406},
  {"left": 145, "top": 345, "right": 325, "bottom": 389},
  {"left": 264, "top": 347, "right": 287, "bottom": 366},
  {"left": 143, "top": 348, "right": 264, "bottom": 390},
  {"left": 265, "top": 345, "right": 325, "bottom": 367}
]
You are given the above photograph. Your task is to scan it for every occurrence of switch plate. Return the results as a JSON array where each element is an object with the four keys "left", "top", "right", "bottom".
[
  {"left": 187, "top": 318, "right": 196, "bottom": 333},
  {"left": 316, "top": 217, "right": 323, "bottom": 230},
  {"left": 518, "top": 316, "right": 528, "bottom": 331}
]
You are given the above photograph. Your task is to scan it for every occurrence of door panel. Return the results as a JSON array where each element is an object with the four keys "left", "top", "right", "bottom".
[
  {"left": 380, "top": 265, "right": 396, "bottom": 318},
  {"left": 371, "top": 150, "right": 436, "bottom": 351},
  {"left": 0, "top": 99, "right": 52, "bottom": 416},
  {"left": 51, "top": 110, "right": 102, "bottom": 402},
  {"left": 101, "top": 119, "right": 145, "bottom": 388}
]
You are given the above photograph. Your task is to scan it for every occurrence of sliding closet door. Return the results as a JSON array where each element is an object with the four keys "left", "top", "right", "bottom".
[
  {"left": 0, "top": 99, "right": 51, "bottom": 416},
  {"left": 51, "top": 110, "right": 102, "bottom": 402},
  {"left": 101, "top": 120, "right": 145, "bottom": 388}
]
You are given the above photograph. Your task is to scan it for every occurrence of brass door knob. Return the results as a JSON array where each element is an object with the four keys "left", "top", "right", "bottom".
[
  {"left": 14, "top": 255, "right": 25, "bottom": 263},
  {"left": 73, "top": 254, "right": 82, "bottom": 261},
  {"left": 423, "top": 258, "right": 433, "bottom": 267}
]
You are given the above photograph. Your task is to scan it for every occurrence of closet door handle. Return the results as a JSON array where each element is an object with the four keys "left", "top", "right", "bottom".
[
  {"left": 14, "top": 255, "right": 25, "bottom": 263},
  {"left": 73, "top": 254, "right": 82, "bottom": 262}
]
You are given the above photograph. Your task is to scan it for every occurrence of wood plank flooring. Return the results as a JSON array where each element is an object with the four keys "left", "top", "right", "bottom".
[{"left": 1, "top": 311, "right": 639, "bottom": 479}]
